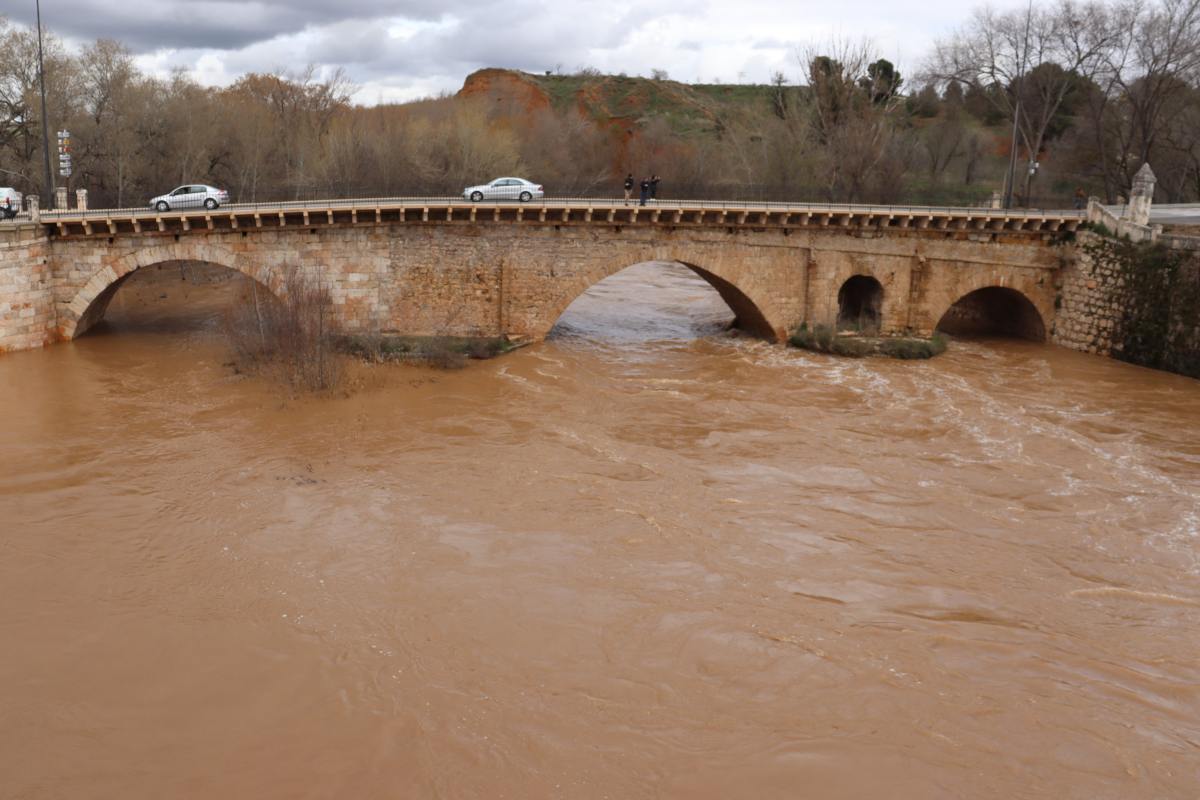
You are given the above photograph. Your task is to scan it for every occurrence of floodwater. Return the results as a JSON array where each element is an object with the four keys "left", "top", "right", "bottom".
[{"left": 2, "top": 262, "right": 1199, "bottom": 799}]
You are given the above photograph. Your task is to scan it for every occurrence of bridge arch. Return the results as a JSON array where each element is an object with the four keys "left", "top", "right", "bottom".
[
  {"left": 934, "top": 286, "right": 1047, "bottom": 341},
  {"left": 837, "top": 275, "right": 884, "bottom": 332},
  {"left": 62, "top": 242, "right": 281, "bottom": 339},
  {"left": 531, "top": 251, "right": 787, "bottom": 342}
]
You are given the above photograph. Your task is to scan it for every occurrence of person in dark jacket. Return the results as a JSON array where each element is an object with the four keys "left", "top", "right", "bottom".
[
  {"left": 650, "top": 175, "right": 660, "bottom": 201},
  {"left": 639, "top": 177, "right": 650, "bottom": 206},
  {"left": 623, "top": 173, "right": 634, "bottom": 205}
]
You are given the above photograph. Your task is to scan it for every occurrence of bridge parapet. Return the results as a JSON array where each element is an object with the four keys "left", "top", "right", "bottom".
[{"left": 37, "top": 197, "right": 1084, "bottom": 241}]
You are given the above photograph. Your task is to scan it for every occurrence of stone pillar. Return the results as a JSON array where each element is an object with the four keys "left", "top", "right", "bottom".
[
  {"left": 27, "top": 194, "right": 39, "bottom": 222},
  {"left": 1125, "top": 163, "right": 1155, "bottom": 226},
  {"left": 55, "top": 186, "right": 68, "bottom": 210},
  {"left": 75, "top": 189, "right": 88, "bottom": 211}
]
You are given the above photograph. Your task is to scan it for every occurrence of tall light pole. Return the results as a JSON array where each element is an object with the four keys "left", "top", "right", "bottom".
[
  {"left": 36, "top": 0, "right": 55, "bottom": 205},
  {"left": 1003, "top": 0, "right": 1034, "bottom": 210}
]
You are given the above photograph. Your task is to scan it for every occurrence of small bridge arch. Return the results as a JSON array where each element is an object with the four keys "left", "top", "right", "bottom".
[
  {"left": 934, "top": 285, "right": 1049, "bottom": 341},
  {"left": 837, "top": 275, "right": 885, "bottom": 332}
]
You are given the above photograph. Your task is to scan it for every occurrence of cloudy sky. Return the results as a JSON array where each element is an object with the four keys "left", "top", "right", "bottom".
[{"left": 7, "top": 0, "right": 1029, "bottom": 104}]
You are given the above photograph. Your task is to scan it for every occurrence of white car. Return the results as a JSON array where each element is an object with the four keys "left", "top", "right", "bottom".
[
  {"left": 462, "top": 177, "right": 544, "bottom": 202},
  {"left": 149, "top": 184, "right": 229, "bottom": 212}
]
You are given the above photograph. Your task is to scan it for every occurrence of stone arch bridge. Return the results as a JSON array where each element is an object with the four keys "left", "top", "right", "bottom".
[{"left": 0, "top": 199, "right": 1081, "bottom": 352}]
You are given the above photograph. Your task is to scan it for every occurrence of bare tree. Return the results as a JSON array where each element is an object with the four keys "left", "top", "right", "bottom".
[
  {"left": 927, "top": 0, "right": 1117, "bottom": 200},
  {"left": 76, "top": 39, "right": 139, "bottom": 206},
  {"left": 921, "top": 108, "right": 967, "bottom": 180},
  {"left": 0, "top": 17, "right": 78, "bottom": 197},
  {"left": 799, "top": 41, "right": 909, "bottom": 202},
  {"left": 1105, "top": 0, "right": 1200, "bottom": 196}
]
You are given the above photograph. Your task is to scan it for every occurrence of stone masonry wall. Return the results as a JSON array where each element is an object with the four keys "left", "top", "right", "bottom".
[
  {"left": 1050, "top": 231, "right": 1125, "bottom": 355},
  {"left": 0, "top": 225, "right": 55, "bottom": 353},
  {"left": 0, "top": 221, "right": 1067, "bottom": 353},
  {"left": 1052, "top": 230, "right": 1200, "bottom": 379}
]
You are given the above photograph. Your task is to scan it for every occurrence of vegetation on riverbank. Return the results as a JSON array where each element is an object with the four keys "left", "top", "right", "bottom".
[
  {"left": 338, "top": 334, "right": 516, "bottom": 369},
  {"left": 789, "top": 324, "right": 948, "bottom": 359},
  {"left": 1082, "top": 236, "right": 1200, "bottom": 378}
]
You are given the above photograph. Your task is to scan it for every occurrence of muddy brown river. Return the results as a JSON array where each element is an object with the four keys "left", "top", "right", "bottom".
[{"left": 2, "top": 262, "right": 1198, "bottom": 799}]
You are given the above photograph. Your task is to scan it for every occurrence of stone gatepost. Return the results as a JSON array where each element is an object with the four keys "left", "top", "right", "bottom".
[
  {"left": 1125, "top": 163, "right": 1156, "bottom": 226},
  {"left": 27, "top": 194, "right": 39, "bottom": 222},
  {"left": 76, "top": 189, "right": 88, "bottom": 211},
  {"left": 55, "top": 186, "right": 68, "bottom": 210}
]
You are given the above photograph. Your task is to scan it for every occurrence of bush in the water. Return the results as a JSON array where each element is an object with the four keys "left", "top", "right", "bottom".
[
  {"left": 877, "top": 333, "right": 948, "bottom": 359},
  {"left": 338, "top": 334, "right": 512, "bottom": 369},
  {"left": 789, "top": 324, "right": 946, "bottom": 360},
  {"left": 224, "top": 266, "right": 343, "bottom": 391}
]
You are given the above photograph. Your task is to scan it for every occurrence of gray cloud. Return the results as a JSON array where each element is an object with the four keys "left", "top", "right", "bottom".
[
  {"left": 6, "top": 1, "right": 443, "bottom": 50},
  {"left": 4, "top": 0, "right": 1031, "bottom": 104}
]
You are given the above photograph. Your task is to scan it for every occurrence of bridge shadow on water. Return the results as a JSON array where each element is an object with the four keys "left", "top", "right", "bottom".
[{"left": 548, "top": 261, "right": 737, "bottom": 350}]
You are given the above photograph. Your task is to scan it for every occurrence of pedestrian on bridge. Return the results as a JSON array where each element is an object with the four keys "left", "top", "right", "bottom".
[
  {"left": 639, "top": 177, "right": 650, "bottom": 206},
  {"left": 623, "top": 174, "right": 634, "bottom": 205},
  {"left": 650, "top": 175, "right": 660, "bottom": 201}
]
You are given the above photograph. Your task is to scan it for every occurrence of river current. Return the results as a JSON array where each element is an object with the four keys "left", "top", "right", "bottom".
[{"left": 1, "top": 262, "right": 1198, "bottom": 798}]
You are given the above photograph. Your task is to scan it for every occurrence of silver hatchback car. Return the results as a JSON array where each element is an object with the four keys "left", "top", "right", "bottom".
[
  {"left": 462, "top": 177, "right": 543, "bottom": 202},
  {"left": 149, "top": 184, "right": 229, "bottom": 212}
]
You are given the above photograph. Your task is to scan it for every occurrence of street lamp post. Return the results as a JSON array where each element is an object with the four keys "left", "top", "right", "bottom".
[
  {"left": 1003, "top": 0, "right": 1034, "bottom": 210},
  {"left": 36, "top": 0, "right": 55, "bottom": 206}
]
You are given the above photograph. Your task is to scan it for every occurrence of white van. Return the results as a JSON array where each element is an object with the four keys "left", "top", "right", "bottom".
[{"left": 0, "top": 187, "right": 22, "bottom": 219}]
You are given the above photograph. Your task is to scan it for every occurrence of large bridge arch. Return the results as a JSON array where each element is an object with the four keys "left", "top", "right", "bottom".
[
  {"left": 508, "top": 240, "right": 800, "bottom": 343},
  {"left": 61, "top": 241, "right": 281, "bottom": 339}
]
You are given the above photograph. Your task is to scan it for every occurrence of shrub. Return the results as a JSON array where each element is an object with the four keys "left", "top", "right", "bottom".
[
  {"left": 790, "top": 324, "right": 947, "bottom": 360},
  {"left": 790, "top": 324, "right": 870, "bottom": 357},
  {"left": 424, "top": 337, "right": 468, "bottom": 370},
  {"left": 224, "top": 266, "right": 343, "bottom": 391},
  {"left": 829, "top": 336, "right": 873, "bottom": 357},
  {"left": 877, "top": 333, "right": 948, "bottom": 359},
  {"left": 337, "top": 334, "right": 510, "bottom": 368}
]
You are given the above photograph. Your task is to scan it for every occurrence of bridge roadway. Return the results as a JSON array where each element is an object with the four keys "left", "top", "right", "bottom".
[{"left": 34, "top": 196, "right": 1085, "bottom": 239}]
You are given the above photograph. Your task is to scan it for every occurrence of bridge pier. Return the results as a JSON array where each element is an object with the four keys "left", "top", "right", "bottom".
[{"left": 0, "top": 225, "right": 56, "bottom": 352}]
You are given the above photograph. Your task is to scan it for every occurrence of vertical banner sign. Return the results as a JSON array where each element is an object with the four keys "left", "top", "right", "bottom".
[{"left": 57, "top": 130, "right": 72, "bottom": 178}]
